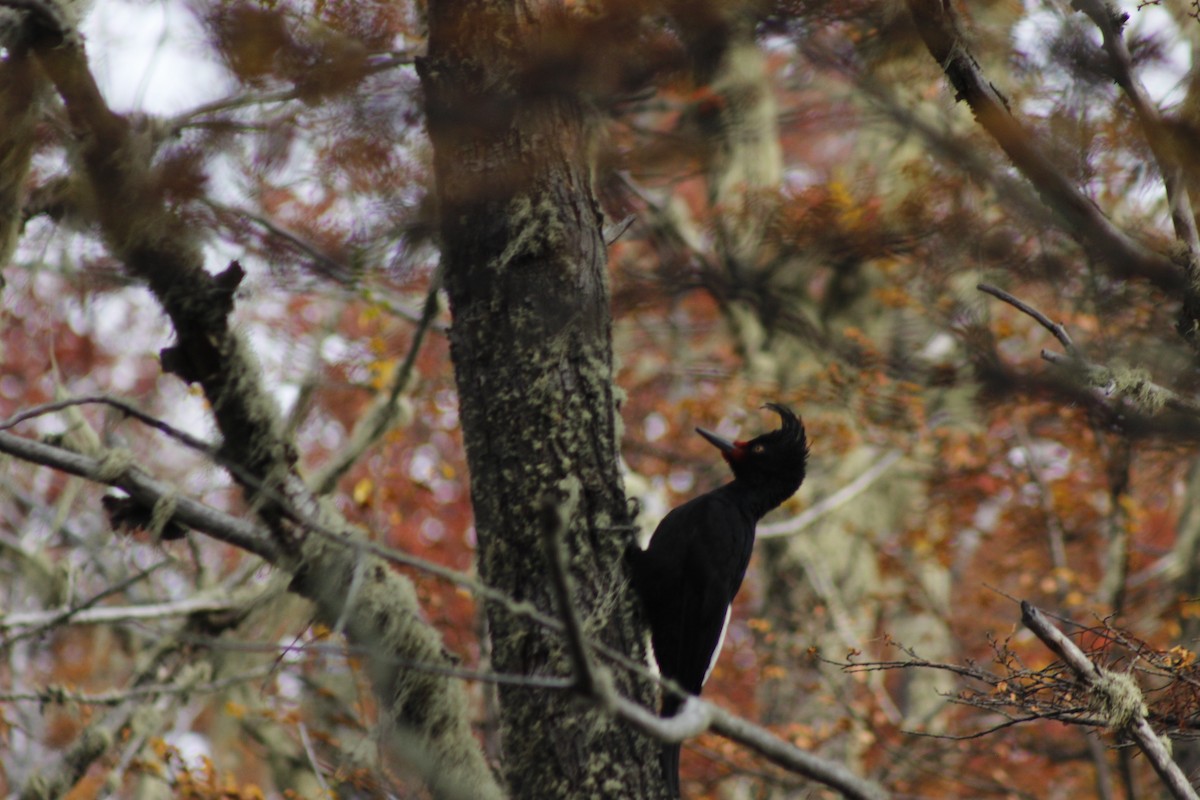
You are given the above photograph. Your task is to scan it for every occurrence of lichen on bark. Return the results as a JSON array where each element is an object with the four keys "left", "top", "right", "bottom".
[{"left": 421, "top": 1, "right": 666, "bottom": 796}]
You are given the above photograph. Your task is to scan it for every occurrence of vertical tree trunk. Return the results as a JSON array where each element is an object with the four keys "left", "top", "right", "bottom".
[{"left": 419, "top": 3, "right": 666, "bottom": 797}]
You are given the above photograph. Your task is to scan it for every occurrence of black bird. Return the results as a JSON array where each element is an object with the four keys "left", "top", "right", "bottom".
[{"left": 628, "top": 403, "right": 808, "bottom": 797}]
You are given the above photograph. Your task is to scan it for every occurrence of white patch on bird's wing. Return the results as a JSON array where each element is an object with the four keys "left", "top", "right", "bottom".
[
  {"left": 703, "top": 607, "right": 732, "bottom": 686},
  {"left": 645, "top": 631, "right": 660, "bottom": 678}
]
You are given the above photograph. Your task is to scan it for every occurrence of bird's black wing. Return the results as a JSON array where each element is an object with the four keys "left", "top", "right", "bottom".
[
  {"left": 630, "top": 490, "right": 756, "bottom": 798},
  {"left": 637, "top": 491, "right": 754, "bottom": 703}
]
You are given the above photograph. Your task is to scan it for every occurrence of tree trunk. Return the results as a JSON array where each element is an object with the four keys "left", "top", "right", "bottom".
[{"left": 419, "top": 3, "right": 666, "bottom": 798}]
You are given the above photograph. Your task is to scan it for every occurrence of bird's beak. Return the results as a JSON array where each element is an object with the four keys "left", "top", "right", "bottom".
[{"left": 695, "top": 427, "right": 738, "bottom": 454}]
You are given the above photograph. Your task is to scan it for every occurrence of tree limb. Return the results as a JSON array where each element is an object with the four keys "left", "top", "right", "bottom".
[
  {"left": 0, "top": 431, "right": 279, "bottom": 560},
  {"left": 1, "top": 595, "right": 243, "bottom": 632},
  {"left": 905, "top": 0, "right": 1185, "bottom": 293},
  {"left": 17, "top": 24, "right": 504, "bottom": 798},
  {"left": 1070, "top": 0, "right": 1200, "bottom": 345},
  {"left": 1072, "top": 0, "right": 1200, "bottom": 265},
  {"left": 977, "top": 283, "right": 1075, "bottom": 354},
  {"left": 976, "top": 284, "right": 1200, "bottom": 419},
  {"left": 1021, "top": 601, "right": 1198, "bottom": 800}
]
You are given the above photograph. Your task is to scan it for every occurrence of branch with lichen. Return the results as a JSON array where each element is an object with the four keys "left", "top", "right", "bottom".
[
  {"left": 3, "top": 9, "right": 504, "bottom": 798},
  {"left": 14, "top": 596, "right": 247, "bottom": 800},
  {"left": 835, "top": 616, "right": 1200, "bottom": 762},
  {"left": 977, "top": 283, "right": 1200, "bottom": 428},
  {"left": 1021, "top": 602, "right": 1198, "bottom": 800}
]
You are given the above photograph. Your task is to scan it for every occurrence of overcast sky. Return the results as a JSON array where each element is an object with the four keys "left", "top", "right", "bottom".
[{"left": 82, "top": 0, "right": 233, "bottom": 115}]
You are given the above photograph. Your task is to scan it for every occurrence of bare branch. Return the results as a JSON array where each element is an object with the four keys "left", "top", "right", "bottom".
[
  {"left": 759, "top": 449, "right": 902, "bottom": 538},
  {"left": 0, "top": 666, "right": 277, "bottom": 706},
  {"left": 1, "top": 595, "right": 242, "bottom": 632},
  {"left": 13, "top": 603, "right": 233, "bottom": 800},
  {"left": 205, "top": 199, "right": 350, "bottom": 281},
  {"left": 311, "top": 270, "right": 444, "bottom": 495},
  {"left": 167, "top": 50, "right": 416, "bottom": 131},
  {"left": 706, "top": 704, "right": 891, "bottom": 800},
  {"left": 603, "top": 655, "right": 893, "bottom": 799},
  {"left": 297, "top": 723, "right": 334, "bottom": 797},
  {"left": 1021, "top": 601, "right": 1199, "bottom": 800},
  {"left": 904, "top": 0, "right": 1185, "bottom": 292},
  {"left": 0, "top": 394, "right": 218, "bottom": 455},
  {"left": 1072, "top": 0, "right": 1200, "bottom": 271},
  {"left": 977, "top": 283, "right": 1075, "bottom": 354}
]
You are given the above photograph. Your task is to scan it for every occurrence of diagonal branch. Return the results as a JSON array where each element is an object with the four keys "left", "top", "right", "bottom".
[
  {"left": 1070, "top": 0, "right": 1200, "bottom": 344},
  {"left": 311, "top": 270, "right": 444, "bottom": 495},
  {"left": 904, "top": 0, "right": 1185, "bottom": 294},
  {"left": 1021, "top": 602, "right": 1198, "bottom": 800},
  {"left": 1072, "top": 0, "right": 1200, "bottom": 265},
  {"left": 759, "top": 449, "right": 902, "bottom": 538},
  {"left": 12, "top": 19, "right": 504, "bottom": 798},
  {"left": 977, "top": 283, "right": 1075, "bottom": 354},
  {"left": 0, "top": 430, "right": 279, "bottom": 560}
]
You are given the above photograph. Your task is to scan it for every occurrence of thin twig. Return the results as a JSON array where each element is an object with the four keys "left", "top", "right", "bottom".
[
  {"left": 1, "top": 595, "right": 242, "bottom": 640},
  {"left": 539, "top": 479, "right": 596, "bottom": 695},
  {"left": 297, "top": 723, "right": 333, "bottom": 797},
  {"left": 171, "top": 635, "right": 577, "bottom": 689},
  {"left": 0, "top": 395, "right": 217, "bottom": 455},
  {"left": 205, "top": 199, "right": 348, "bottom": 278},
  {"left": 0, "top": 665, "right": 278, "bottom": 706},
  {"left": 168, "top": 50, "right": 416, "bottom": 130},
  {"left": 0, "top": 560, "right": 172, "bottom": 645},
  {"left": 759, "top": 449, "right": 902, "bottom": 538},
  {"left": 312, "top": 269, "right": 444, "bottom": 495},
  {"left": 902, "top": 713, "right": 1057, "bottom": 741},
  {"left": 977, "top": 283, "right": 1075, "bottom": 354}
]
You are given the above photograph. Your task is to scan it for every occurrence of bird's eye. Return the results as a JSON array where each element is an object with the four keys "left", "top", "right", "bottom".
[{"left": 752, "top": 444, "right": 765, "bottom": 454}]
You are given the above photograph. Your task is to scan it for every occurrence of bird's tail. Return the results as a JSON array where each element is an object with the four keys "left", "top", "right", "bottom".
[
  {"left": 660, "top": 694, "right": 684, "bottom": 796},
  {"left": 661, "top": 742, "right": 682, "bottom": 797}
]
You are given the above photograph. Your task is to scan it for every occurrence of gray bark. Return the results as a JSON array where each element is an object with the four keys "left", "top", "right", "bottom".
[{"left": 420, "top": 2, "right": 666, "bottom": 797}]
